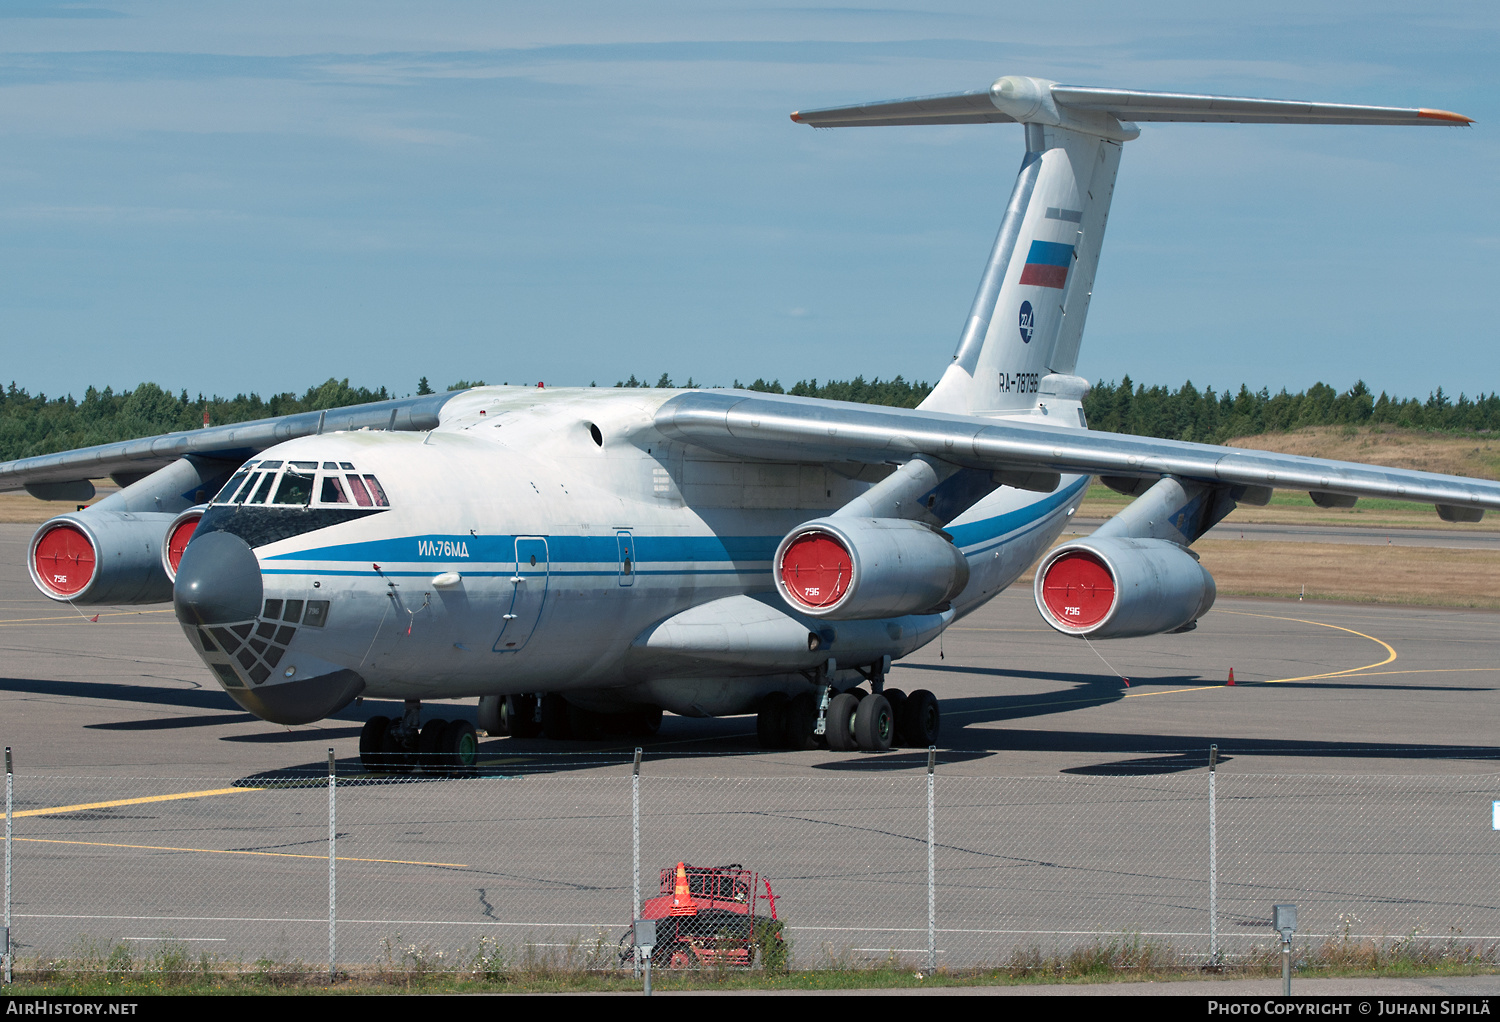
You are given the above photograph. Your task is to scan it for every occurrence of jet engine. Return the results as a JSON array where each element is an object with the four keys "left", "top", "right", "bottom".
[
  {"left": 25, "top": 455, "right": 234, "bottom": 605},
  {"left": 774, "top": 516, "right": 969, "bottom": 620},
  {"left": 160, "top": 506, "right": 206, "bottom": 582},
  {"left": 29, "top": 510, "right": 179, "bottom": 605},
  {"left": 1033, "top": 536, "right": 1216, "bottom": 639}
]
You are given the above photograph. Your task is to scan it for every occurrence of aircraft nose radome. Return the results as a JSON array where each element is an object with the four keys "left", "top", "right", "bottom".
[{"left": 173, "top": 530, "right": 264, "bottom": 625}]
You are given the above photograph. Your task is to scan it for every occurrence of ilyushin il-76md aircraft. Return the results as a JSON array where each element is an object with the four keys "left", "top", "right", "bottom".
[{"left": 4, "top": 76, "right": 1493, "bottom": 767}]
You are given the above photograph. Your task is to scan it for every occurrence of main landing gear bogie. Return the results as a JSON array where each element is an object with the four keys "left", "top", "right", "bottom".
[
  {"left": 359, "top": 709, "right": 478, "bottom": 774},
  {"left": 756, "top": 685, "right": 941, "bottom": 753}
]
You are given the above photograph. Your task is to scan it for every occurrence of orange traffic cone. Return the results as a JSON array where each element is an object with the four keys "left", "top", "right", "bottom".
[
  {"left": 1227, "top": 669, "right": 1235, "bottom": 686},
  {"left": 668, "top": 862, "right": 698, "bottom": 917}
]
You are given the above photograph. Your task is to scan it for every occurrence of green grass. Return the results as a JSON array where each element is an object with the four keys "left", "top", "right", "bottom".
[{"left": 8, "top": 931, "right": 1499, "bottom": 994}]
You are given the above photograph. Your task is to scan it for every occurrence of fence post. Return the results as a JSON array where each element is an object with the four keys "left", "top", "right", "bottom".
[
  {"left": 632, "top": 747, "right": 642, "bottom": 978},
  {"left": 1209, "top": 744, "right": 1219, "bottom": 966},
  {"left": 327, "top": 748, "right": 336, "bottom": 983},
  {"left": 4, "top": 747, "right": 11, "bottom": 985},
  {"left": 927, "top": 745, "right": 936, "bottom": 974}
]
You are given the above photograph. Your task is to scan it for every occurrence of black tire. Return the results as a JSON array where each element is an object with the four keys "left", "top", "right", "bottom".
[
  {"left": 825, "top": 692, "right": 860, "bottom": 752},
  {"left": 379, "top": 724, "right": 412, "bottom": 772},
  {"left": 756, "top": 693, "right": 788, "bottom": 749},
  {"left": 628, "top": 706, "right": 663, "bottom": 737},
  {"left": 540, "top": 693, "right": 572, "bottom": 740},
  {"left": 882, "top": 689, "right": 908, "bottom": 742},
  {"left": 899, "top": 689, "right": 940, "bottom": 746},
  {"left": 417, "top": 718, "right": 448, "bottom": 769},
  {"left": 853, "top": 694, "right": 893, "bottom": 752},
  {"left": 507, "top": 695, "right": 541, "bottom": 739},
  {"left": 567, "top": 702, "right": 604, "bottom": 741},
  {"left": 441, "top": 719, "right": 479, "bottom": 770},
  {"left": 359, "top": 716, "right": 390, "bottom": 771},
  {"left": 783, "top": 692, "right": 818, "bottom": 750},
  {"left": 477, "top": 696, "right": 504, "bottom": 736}
]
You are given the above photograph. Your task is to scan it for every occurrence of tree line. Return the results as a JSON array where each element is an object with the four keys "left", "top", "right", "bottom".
[{"left": 0, "top": 375, "right": 1495, "bottom": 462}]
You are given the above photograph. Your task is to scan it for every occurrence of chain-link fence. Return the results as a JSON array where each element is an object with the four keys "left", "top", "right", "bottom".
[{"left": 4, "top": 749, "right": 1500, "bottom": 978}]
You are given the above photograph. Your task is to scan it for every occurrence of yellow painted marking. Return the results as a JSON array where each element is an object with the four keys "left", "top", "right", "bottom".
[
  {"left": 1123, "top": 685, "right": 1222, "bottom": 699},
  {"left": 14, "top": 837, "right": 467, "bottom": 869},
  {"left": 957, "top": 611, "right": 1414, "bottom": 714},
  {"left": 1218, "top": 610, "right": 1397, "bottom": 683},
  {"left": 0, "top": 608, "right": 175, "bottom": 626},
  {"left": 14, "top": 786, "right": 261, "bottom": 818}
]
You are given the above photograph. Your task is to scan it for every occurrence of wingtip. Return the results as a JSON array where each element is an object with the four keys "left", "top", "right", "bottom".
[
  {"left": 789, "top": 111, "right": 803, "bottom": 123},
  {"left": 1419, "top": 108, "right": 1473, "bottom": 125}
]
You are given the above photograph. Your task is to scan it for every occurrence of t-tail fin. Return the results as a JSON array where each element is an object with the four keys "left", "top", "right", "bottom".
[{"left": 792, "top": 76, "right": 1471, "bottom": 417}]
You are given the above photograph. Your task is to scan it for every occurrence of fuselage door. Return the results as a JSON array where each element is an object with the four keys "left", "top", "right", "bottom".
[
  {"left": 616, "top": 530, "right": 635, "bottom": 588},
  {"left": 493, "top": 536, "right": 550, "bottom": 653}
]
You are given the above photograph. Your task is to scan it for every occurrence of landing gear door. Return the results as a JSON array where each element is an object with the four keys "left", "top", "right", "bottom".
[
  {"left": 617, "top": 531, "right": 635, "bottom": 588},
  {"left": 493, "top": 536, "right": 549, "bottom": 653}
]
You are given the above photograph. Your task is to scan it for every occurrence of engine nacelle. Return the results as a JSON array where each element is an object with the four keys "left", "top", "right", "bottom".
[
  {"left": 29, "top": 510, "right": 178, "bottom": 605},
  {"left": 774, "top": 516, "right": 969, "bottom": 620},
  {"left": 1033, "top": 536, "right": 1216, "bottom": 639},
  {"left": 160, "top": 505, "right": 207, "bottom": 583}
]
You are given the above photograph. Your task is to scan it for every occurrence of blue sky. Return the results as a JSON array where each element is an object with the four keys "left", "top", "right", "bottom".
[{"left": 1, "top": 1, "right": 1495, "bottom": 402}]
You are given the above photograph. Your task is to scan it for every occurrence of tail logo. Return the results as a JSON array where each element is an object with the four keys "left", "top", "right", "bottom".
[
  {"left": 1018, "top": 301, "right": 1034, "bottom": 344},
  {"left": 1019, "top": 240, "right": 1074, "bottom": 289}
]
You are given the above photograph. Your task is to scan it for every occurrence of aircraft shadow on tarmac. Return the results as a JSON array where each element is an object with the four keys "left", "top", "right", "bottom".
[{"left": 8, "top": 672, "right": 1500, "bottom": 782}]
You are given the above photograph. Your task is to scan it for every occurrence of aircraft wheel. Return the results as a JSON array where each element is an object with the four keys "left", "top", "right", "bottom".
[
  {"left": 882, "top": 689, "right": 908, "bottom": 743},
  {"left": 380, "top": 723, "right": 412, "bottom": 772},
  {"left": 359, "top": 716, "right": 390, "bottom": 771},
  {"left": 853, "top": 694, "right": 893, "bottom": 752},
  {"left": 756, "top": 693, "right": 788, "bottom": 749},
  {"left": 783, "top": 692, "right": 818, "bottom": 750},
  {"left": 418, "top": 718, "right": 448, "bottom": 769},
  {"left": 626, "top": 706, "right": 662, "bottom": 737},
  {"left": 567, "top": 702, "right": 605, "bottom": 741},
  {"left": 540, "top": 693, "right": 572, "bottom": 740},
  {"left": 507, "top": 695, "right": 541, "bottom": 739},
  {"left": 441, "top": 719, "right": 479, "bottom": 770},
  {"left": 825, "top": 692, "right": 859, "bottom": 752},
  {"left": 477, "top": 695, "right": 504, "bottom": 735},
  {"left": 899, "top": 689, "right": 940, "bottom": 746}
]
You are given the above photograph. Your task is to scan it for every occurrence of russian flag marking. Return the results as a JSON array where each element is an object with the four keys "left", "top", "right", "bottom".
[{"left": 1019, "top": 240, "right": 1074, "bottom": 289}]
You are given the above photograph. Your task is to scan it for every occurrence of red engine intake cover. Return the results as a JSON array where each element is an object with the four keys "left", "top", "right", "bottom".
[
  {"left": 779, "top": 532, "right": 852, "bottom": 609},
  {"left": 34, "top": 524, "right": 96, "bottom": 597},
  {"left": 1040, "top": 550, "right": 1115, "bottom": 628},
  {"left": 166, "top": 514, "right": 201, "bottom": 574}
]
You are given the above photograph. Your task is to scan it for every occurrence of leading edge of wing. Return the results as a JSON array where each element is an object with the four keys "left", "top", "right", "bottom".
[
  {"left": 655, "top": 390, "right": 1500, "bottom": 511},
  {"left": 0, "top": 391, "right": 458, "bottom": 492}
]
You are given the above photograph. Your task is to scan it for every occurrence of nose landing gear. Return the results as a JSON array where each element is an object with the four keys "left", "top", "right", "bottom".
[{"left": 359, "top": 699, "right": 478, "bottom": 773}]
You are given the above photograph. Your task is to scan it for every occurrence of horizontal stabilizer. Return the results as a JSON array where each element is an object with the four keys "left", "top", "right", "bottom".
[
  {"left": 1050, "top": 85, "right": 1472, "bottom": 125},
  {"left": 792, "top": 76, "right": 1471, "bottom": 130},
  {"left": 791, "top": 88, "right": 1014, "bottom": 127}
]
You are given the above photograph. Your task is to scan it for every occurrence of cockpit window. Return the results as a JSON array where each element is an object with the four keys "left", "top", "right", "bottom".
[
  {"left": 345, "top": 474, "right": 373, "bottom": 507},
  {"left": 248, "top": 473, "right": 276, "bottom": 504},
  {"left": 320, "top": 476, "right": 350, "bottom": 504},
  {"left": 364, "top": 475, "right": 390, "bottom": 507},
  {"left": 215, "top": 472, "right": 249, "bottom": 503},
  {"left": 272, "top": 471, "right": 314, "bottom": 506}
]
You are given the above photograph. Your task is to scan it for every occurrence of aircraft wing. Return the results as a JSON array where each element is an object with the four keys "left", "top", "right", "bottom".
[
  {"left": 655, "top": 390, "right": 1500, "bottom": 514},
  {"left": 0, "top": 392, "right": 455, "bottom": 496}
]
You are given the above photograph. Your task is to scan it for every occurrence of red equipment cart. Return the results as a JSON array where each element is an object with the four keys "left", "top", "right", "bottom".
[{"left": 621, "top": 862, "right": 781, "bottom": 969}]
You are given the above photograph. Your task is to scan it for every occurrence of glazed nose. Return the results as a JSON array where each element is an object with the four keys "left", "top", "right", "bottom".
[{"left": 173, "top": 530, "right": 264, "bottom": 625}]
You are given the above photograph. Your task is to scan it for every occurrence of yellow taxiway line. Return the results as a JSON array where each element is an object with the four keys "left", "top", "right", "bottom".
[
  {"left": 0, "top": 608, "right": 175, "bottom": 626},
  {"left": 13, "top": 786, "right": 262, "bottom": 818}
]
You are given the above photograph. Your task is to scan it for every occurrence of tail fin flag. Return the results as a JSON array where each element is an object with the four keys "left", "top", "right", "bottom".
[{"left": 792, "top": 76, "right": 1471, "bottom": 417}]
